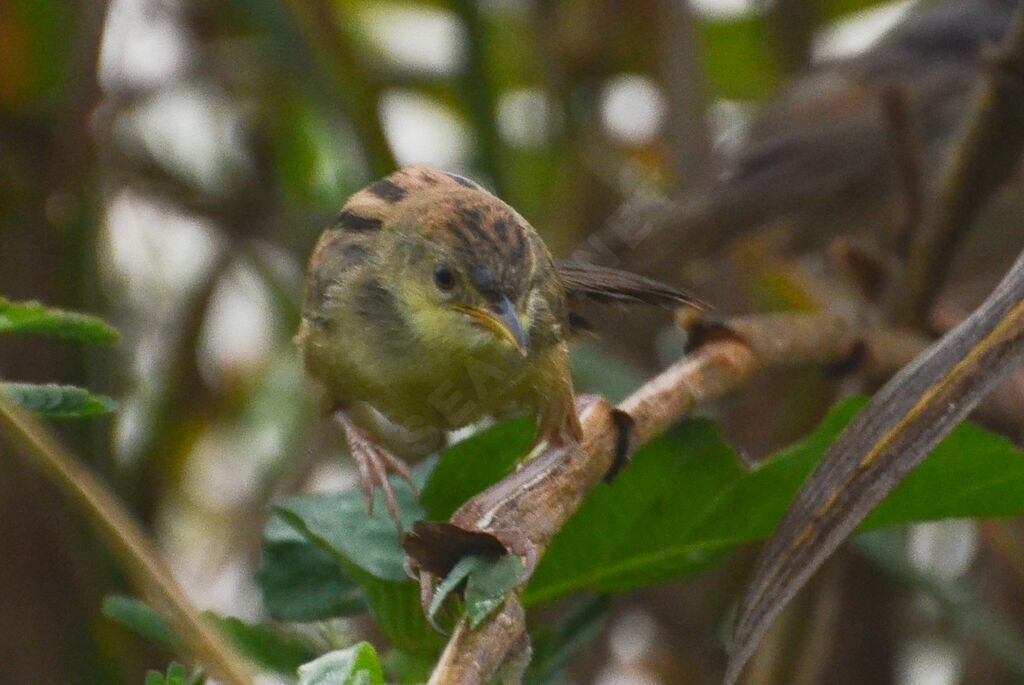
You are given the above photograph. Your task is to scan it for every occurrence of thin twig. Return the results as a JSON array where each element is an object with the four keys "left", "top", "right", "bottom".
[
  {"left": 659, "top": 0, "right": 713, "bottom": 195},
  {"left": 0, "top": 398, "right": 253, "bottom": 684},
  {"left": 283, "top": 0, "right": 398, "bottom": 178},
  {"left": 885, "top": 3, "right": 1024, "bottom": 328},
  {"left": 879, "top": 84, "right": 925, "bottom": 260},
  {"left": 451, "top": 0, "right": 506, "bottom": 195}
]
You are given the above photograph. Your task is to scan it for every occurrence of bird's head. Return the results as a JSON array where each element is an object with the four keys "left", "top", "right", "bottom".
[{"left": 369, "top": 168, "right": 554, "bottom": 359}]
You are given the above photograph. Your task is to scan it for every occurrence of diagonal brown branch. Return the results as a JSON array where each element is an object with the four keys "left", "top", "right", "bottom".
[{"left": 415, "top": 311, "right": 923, "bottom": 684}]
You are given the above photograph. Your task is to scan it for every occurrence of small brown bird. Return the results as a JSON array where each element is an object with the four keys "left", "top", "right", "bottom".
[{"left": 296, "top": 164, "right": 705, "bottom": 528}]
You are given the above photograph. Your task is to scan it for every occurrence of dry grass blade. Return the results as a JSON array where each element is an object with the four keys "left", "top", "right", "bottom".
[
  {"left": 0, "top": 398, "right": 253, "bottom": 684},
  {"left": 725, "top": 248, "right": 1024, "bottom": 685}
]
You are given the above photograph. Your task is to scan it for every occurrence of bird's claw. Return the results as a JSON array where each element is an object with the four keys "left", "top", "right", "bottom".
[{"left": 337, "top": 414, "right": 418, "bottom": 533}]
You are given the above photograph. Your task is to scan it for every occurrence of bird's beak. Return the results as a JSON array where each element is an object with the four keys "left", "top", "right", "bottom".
[{"left": 453, "top": 297, "right": 529, "bottom": 356}]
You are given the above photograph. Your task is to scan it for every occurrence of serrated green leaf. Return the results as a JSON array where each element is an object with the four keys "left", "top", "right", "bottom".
[
  {"left": 0, "top": 297, "right": 119, "bottom": 342},
  {"left": 145, "top": 671, "right": 166, "bottom": 685},
  {"left": 2, "top": 382, "right": 117, "bottom": 418},
  {"left": 464, "top": 553, "right": 524, "bottom": 628},
  {"left": 298, "top": 642, "right": 385, "bottom": 685}
]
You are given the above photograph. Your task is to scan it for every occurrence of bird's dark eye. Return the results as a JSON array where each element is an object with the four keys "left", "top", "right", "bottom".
[{"left": 433, "top": 266, "right": 456, "bottom": 291}]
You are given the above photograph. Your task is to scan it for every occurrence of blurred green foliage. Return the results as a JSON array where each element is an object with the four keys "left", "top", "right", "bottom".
[{"left": 6, "top": 0, "right": 1024, "bottom": 682}]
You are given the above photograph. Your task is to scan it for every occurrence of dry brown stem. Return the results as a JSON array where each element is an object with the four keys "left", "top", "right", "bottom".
[{"left": 418, "top": 311, "right": 897, "bottom": 683}]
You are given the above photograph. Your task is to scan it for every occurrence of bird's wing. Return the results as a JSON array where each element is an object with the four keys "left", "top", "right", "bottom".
[{"left": 556, "top": 261, "right": 708, "bottom": 310}]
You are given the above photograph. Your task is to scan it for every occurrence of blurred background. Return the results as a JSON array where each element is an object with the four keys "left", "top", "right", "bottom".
[{"left": 3, "top": 0, "right": 1024, "bottom": 682}]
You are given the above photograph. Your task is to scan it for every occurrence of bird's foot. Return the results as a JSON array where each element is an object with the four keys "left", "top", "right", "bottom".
[{"left": 335, "top": 412, "right": 418, "bottom": 532}]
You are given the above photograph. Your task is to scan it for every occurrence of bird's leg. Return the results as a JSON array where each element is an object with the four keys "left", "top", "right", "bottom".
[{"left": 333, "top": 408, "right": 418, "bottom": 532}]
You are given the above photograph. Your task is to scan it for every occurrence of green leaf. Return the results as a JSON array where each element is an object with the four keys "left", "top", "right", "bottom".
[
  {"left": 380, "top": 649, "right": 434, "bottom": 684},
  {"left": 864, "top": 419, "right": 1024, "bottom": 525},
  {"left": 264, "top": 398, "right": 1024, "bottom": 643},
  {"left": 103, "top": 595, "right": 175, "bottom": 647},
  {"left": 165, "top": 663, "right": 187, "bottom": 685},
  {"left": 273, "top": 487, "right": 423, "bottom": 585},
  {"left": 103, "top": 595, "right": 317, "bottom": 676},
  {"left": 145, "top": 663, "right": 197, "bottom": 685},
  {"left": 527, "top": 419, "right": 744, "bottom": 603},
  {"left": 270, "top": 461, "right": 443, "bottom": 655},
  {"left": 527, "top": 595, "right": 611, "bottom": 685},
  {"left": 213, "top": 615, "right": 318, "bottom": 676},
  {"left": 2, "top": 382, "right": 117, "bottom": 418},
  {"left": 0, "top": 297, "right": 119, "bottom": 342},
  {"left": 525, "top": 397, "right": 1024, "bottom": 605},
  {"left": 464, "top": 553, "right": 525, "bottom": 628},
  {"left": 427, "top": 555, "right": 480, "bottom": 625},
  {"left": 298, "top": 642, "right": 385, "bottom": 685},
  {"left": 426, "top": 552, "right": 524, "bottom": 629},
  {"left": 420, "top": 417, "right": 532, "bottom": 520},
  {"left": 257, "top": 514, "right": 366, "bottom": 621}
]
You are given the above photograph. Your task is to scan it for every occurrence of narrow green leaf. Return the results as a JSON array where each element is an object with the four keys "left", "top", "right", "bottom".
[
  {"left": 103, "top": 596, "right": 175, "bottom": 647},
  {"left": 464, "top": 554, "right": 524, "bottom": 628},
  {"left": 145, "top": 671, "right": 167, "bottom": 685},
  {"left": 1, "top": 382, "right": 117, "bottom": 419},
  {"left": 0, "top": 298, "right": 119, "bottom": 342},
  {"left": 428, "top": 555, "right": 480, "bottom": 625},
  {"left": 298, "top": 642, "right": 385, "bottom": 685}
]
